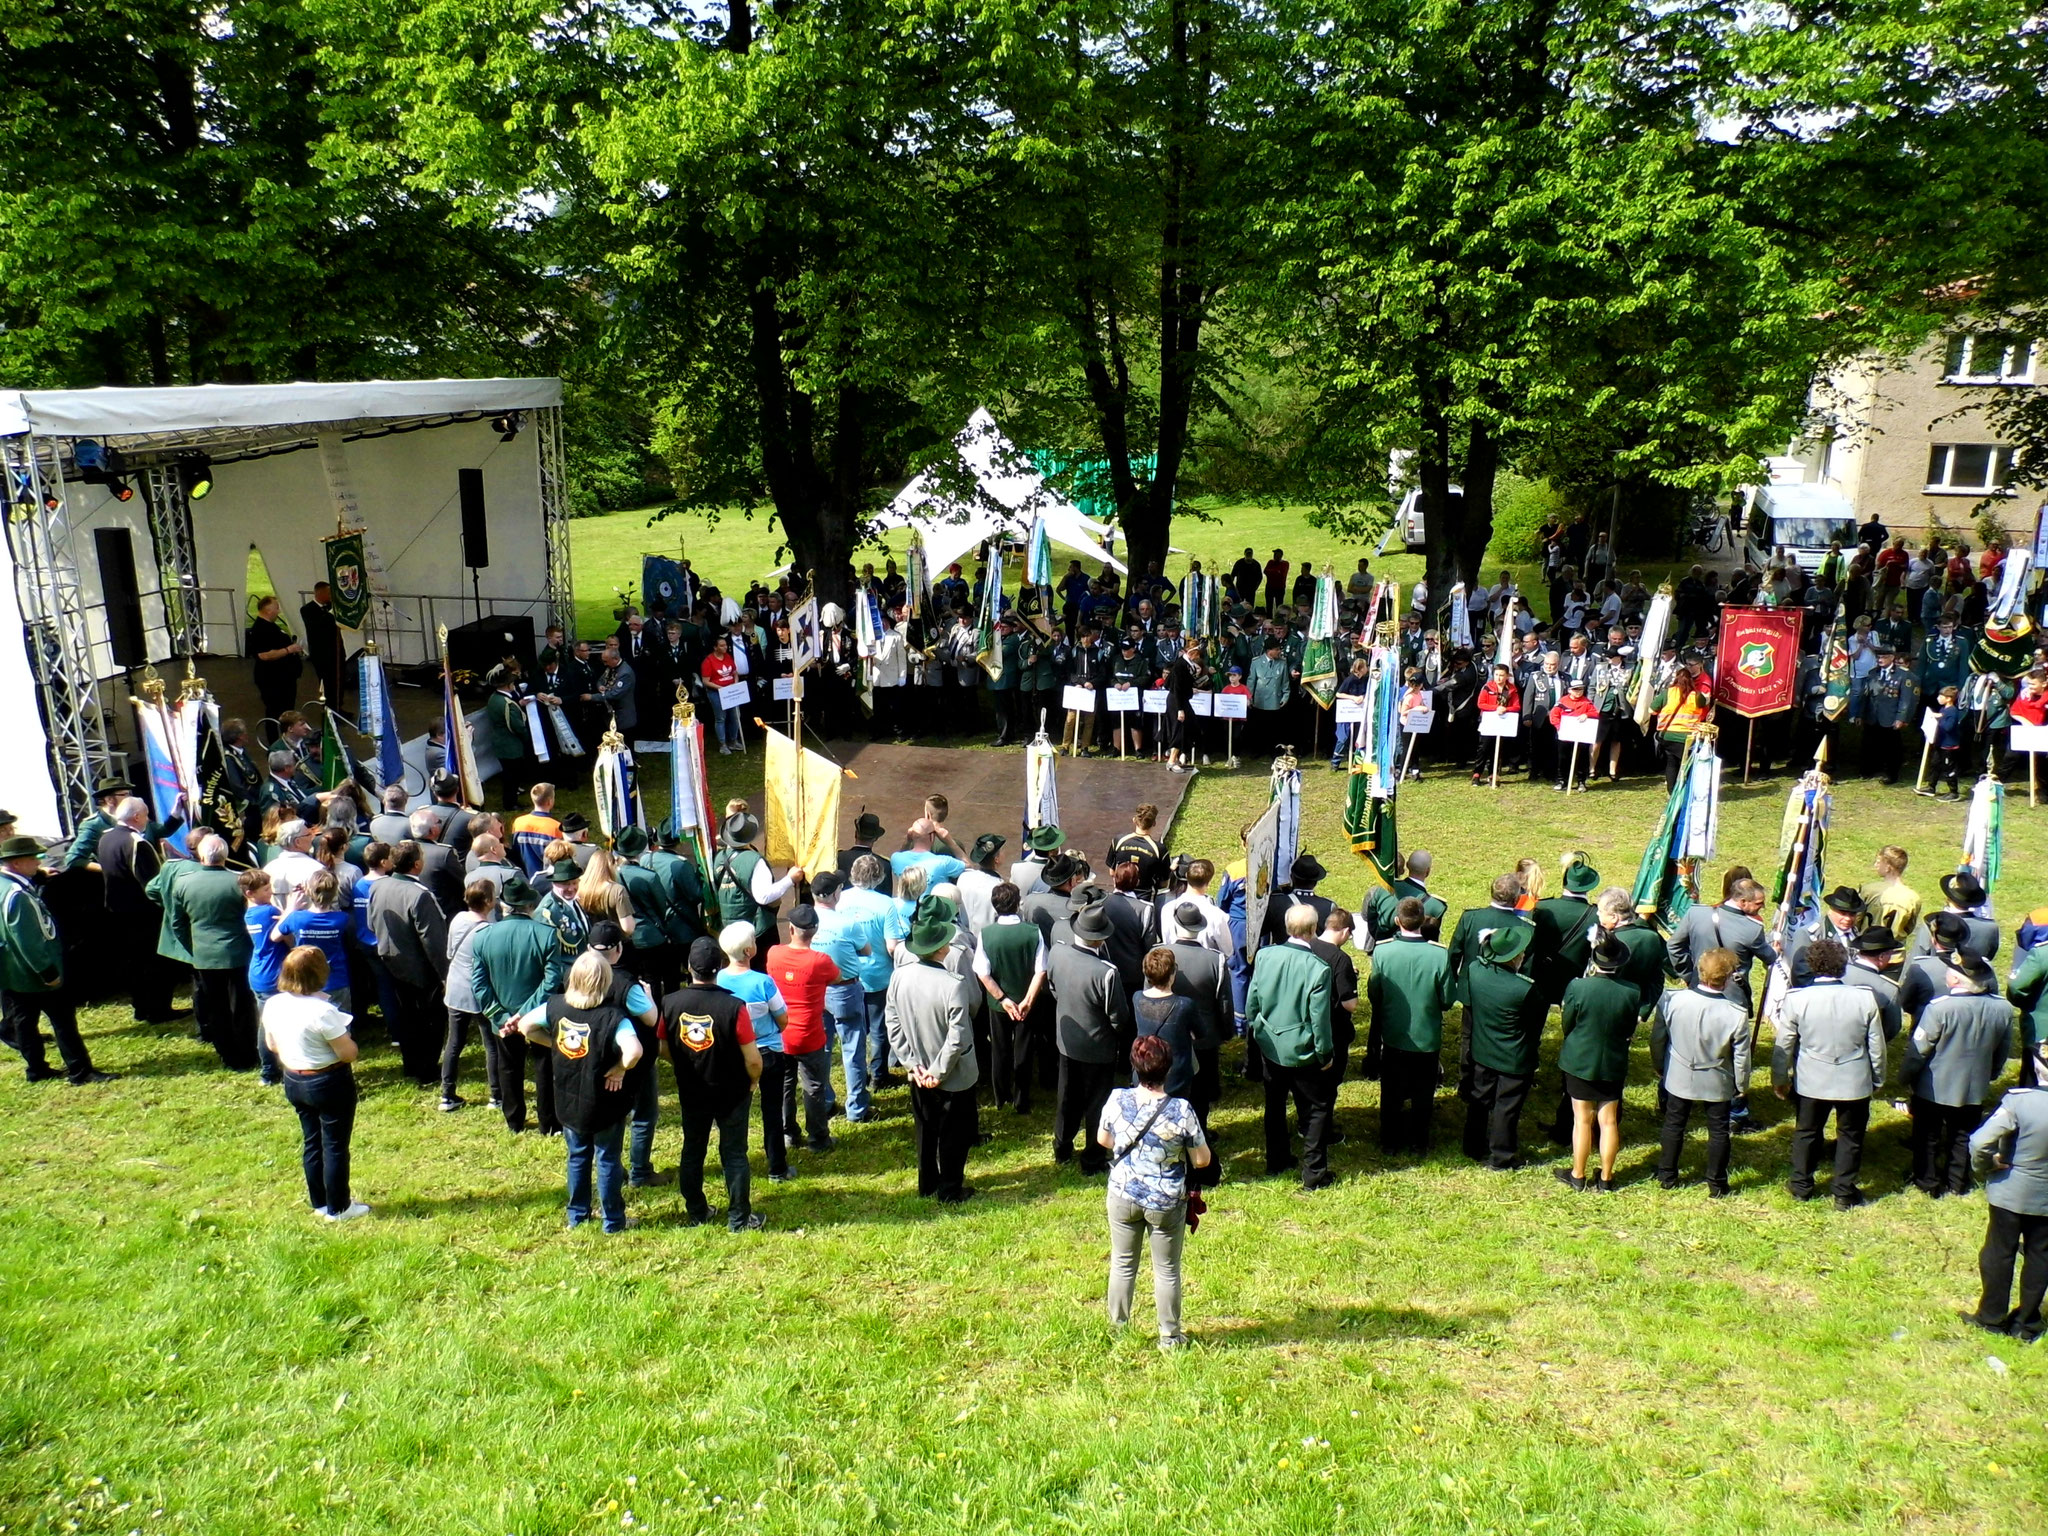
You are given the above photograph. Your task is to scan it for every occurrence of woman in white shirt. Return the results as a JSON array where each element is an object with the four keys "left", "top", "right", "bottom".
[{"left": 261, "top": 946, "right": 367, "bottom": 1222}]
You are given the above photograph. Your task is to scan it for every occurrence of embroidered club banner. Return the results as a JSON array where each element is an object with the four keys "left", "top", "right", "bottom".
[
  {"left": 323, "top": 530, "right": 372, "bottom": 630},
  {"left": 1713, "top": 607, "right": 1801, "bottom": 718}
]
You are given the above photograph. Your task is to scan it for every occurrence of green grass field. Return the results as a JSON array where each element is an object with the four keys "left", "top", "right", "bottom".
[{"left": 5, "top": 528, "right": 2046, "bottom": 1533}]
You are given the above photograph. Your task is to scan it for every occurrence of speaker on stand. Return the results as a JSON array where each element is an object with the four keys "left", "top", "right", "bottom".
[{"left": 459, "top": 467, "right": 489, "bottom": 624}]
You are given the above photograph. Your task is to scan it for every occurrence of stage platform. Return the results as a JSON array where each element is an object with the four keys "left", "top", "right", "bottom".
[{"left": 821, "top": 741, "right": 1193, "bottom": 870}]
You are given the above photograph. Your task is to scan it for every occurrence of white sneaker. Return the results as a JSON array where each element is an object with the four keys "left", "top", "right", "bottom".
[{"left": 324, "top": 1202, "right": 372, "bottom": 1222}]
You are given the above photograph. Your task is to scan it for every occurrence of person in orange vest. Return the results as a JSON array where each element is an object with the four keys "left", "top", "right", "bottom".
[{"left": 1654, "top": 652, "right": 1713, "bottom": 788}]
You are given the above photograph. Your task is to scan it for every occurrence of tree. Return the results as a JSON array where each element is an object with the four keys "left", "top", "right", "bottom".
[{"left": 1252, "top": 0, "right": 1840, "bottom": 594}]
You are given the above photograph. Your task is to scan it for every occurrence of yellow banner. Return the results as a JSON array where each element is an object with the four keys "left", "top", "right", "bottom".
[{"left": 763, "top": 726, "right": 840, "bottom": 876}]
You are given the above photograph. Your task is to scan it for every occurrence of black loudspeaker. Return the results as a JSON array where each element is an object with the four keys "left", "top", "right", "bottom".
[
  {"left": 94, "top": 527, "right": 147, "bottom": 668},
  {"left": 459, "top": 467, "right": 489, "bottom": 569},
  {"left": 446, "top": 613, "right": 536, "bottom": 685}
]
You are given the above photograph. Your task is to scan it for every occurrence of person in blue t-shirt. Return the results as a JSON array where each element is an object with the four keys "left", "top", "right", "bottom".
[
  {"left": 889, "top": 819, "right": 965, "bottom": 889},
  {"left": 276, "top": 870, "right": 354, "bottom": 1015},
  {"left": 717, "top": 921, "right": 796, "bottom": 1181},
  {"left": 241, "top": 868, "right": 287, "bottom": 1085},
  {"left": 811, "top": 872, "right": 883, "bottom": 1121}
]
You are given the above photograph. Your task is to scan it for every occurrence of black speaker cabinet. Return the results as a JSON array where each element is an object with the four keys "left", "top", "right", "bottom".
[
  {"left": 445, "top": 613, "right": 535, "bottom": 687},
  {"left": 94, "top": 527, "right": 147, "bottom": 668},
  {"left": 459, "top": 467, "right": 490, "bottom": 569}
]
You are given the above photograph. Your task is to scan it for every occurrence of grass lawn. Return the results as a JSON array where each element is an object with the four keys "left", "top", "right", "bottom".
[{"left": 6, "top": 547, "right": 2046, "bottom": 1532}]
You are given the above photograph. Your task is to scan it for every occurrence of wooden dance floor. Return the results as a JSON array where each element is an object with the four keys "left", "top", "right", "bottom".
[{"left": 819, "top": 742, "right": 1193, "bottom": 866}]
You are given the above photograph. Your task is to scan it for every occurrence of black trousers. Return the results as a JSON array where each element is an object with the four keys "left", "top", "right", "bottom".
[
  {"left": 1660, "top": 736, "right": 1688, "bottom": 790},
  {"left": 390, "top": 979, "right": 442, "bottom": 1083},
  {"left": 1263, "top": 1061, "right": 1336, "bottom": 1185},
  {"left": 115, "top": 917, "right": 178, "bottom": 1022},
  {"left": 1789, "top": 1094, "right": 1871, "bottom": 1198},
  {"left": 495, "top": 1028, "right": 558, "bottom": 1133},
  {"left": 190, "top": 968, "right": 258, "bottom": 1071},
  {"left": 990, "top": 999, "right": 1035, "bottom": 1112},
  {"left": 758, "top": 1048, "right": 792, "bottom": 1176},
  {"left": 1526, "top": 721, "right": 1559, "bottom": 782},
  {"left": 1658, "top": 1094, "right": 1732, "bottom": 1191},
  {"left": 679, "top": 1096, "right": 752, "bottom": 1225},
  {"left": 910, "top": 1083, "right": 977, "bottom": 1197},
  {"left": 497, "top": 754, "right": 530, "bottom": 813},
  {"left": 1910, "top": 1097, "right": 1985, "bottom": 1195},
  {"left": 1463, "top": 1064, "right": 1532, "bottom": 1168},
  {"left": 1, "top": 987, "right": 94, "bottom": 1081},
  {"left": 1381, "top": 1047, "right": 1441, "bottom": 1153},
  {"left": 1861, "top": 722, "right": 1905, "bottom": 782},
  {"left": 621, "top": 942, "right": 679, "bottom": 1006},
  {"left": 282, "top": 1064, "right": 357, "bottom": 1214},
  {"left": 1975, "top": 1205, "right": 2048, "bottom": 1342},
  {"left": 441, "top": 1007, "right": 501, "bottom": 1101},
  {"left": 1054, "top": 1054, "right": 1114, "bottom": 1173}
]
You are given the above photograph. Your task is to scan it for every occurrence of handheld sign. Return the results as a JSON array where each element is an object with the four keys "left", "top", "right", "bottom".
[
  {"left": 1106, "top": 686, "right": 1140, "bottom": 713},
  {"left": 717, "top": 681, "right": 752, "bottom": 710},
  {"left": 2009, "top": 722, "right": 2048, "bottom": 754},
  {"left": 1189, "top": 691, "right": 1214, "bottom": 717},
  {"left": 1557, "top": 714, "right": 1601, "bottom": 746},
  {"left": 1920, "top": 707, "right": 1941, "bottom": 744},
  {"left": 1062, "top": 684, "right": 1096, "bottom": 714},
  {"left": 1478, "top": 711, "right": 1520, "bottom": 739},
  {"left": 1401, "top": 708, "right": 1436, "bottom": 733},
  {"left": 1212, "top": 692, "right": 1249, "bottom": 721},
  {"left": 1334, "top": 695, "right": 1367, "bottom": 725},
  {"left": 772, "top": 675, "right": 798, "bottom": 702},
  {"left": 1143, "top": 689, "right": 1170, "bottom": 716}
]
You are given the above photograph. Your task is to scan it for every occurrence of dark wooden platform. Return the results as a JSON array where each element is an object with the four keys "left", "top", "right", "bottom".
[{"left": 820, "top": 741, "right": 1193, "bottom": 868}]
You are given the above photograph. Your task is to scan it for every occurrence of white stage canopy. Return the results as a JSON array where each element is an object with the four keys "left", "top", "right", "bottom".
[{"left": 873, "top": 408, "right": 1127, "bottom": 576}]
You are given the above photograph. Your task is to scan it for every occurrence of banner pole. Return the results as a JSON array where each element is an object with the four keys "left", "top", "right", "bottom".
[
  {"left": 1744, "top": 717, "right": 1754, "bottom": 786},
  {"left": 1227, "top": 716, "right": 1236, "bottom": 769},
  {"left": 1565, "top": 740, "right": 1579, "bottom": 793},
  {"left": 1915, "top": 736, "right": 1933, "bottom": 795},
  {"left": 1400, "top": 733, "right": 1418, "bottom": 782},
  {"left": 2032, "top": 750, "right": 2039, "bottom": 808},
  {"left": 1490, "top": 734, "right": 1502, "bottom": 790}
]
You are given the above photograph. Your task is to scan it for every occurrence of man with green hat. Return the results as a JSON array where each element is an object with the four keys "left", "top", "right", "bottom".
[
  {"left": 613, "top": 825, "right": 681, "bottom": 1000},
  {"left": 1007, "top": 823, "right": 1063, "bottom": 896},
  {"left": 535, "top": 856, "right": 590, "bottom": 981},
  {"left": 952, "top": 832, "right": 1005, "bottom": 935},
  {"left": 646, "top": 826, "right": 708, "bottom": 948},
  {"left": 1366, "top": 896, "right": 1455, "bottom": 1155},
  {"left": 1532, "top": 855, "right": 1602, "bottom": 1141},
  {"left": 472, "top": 868, "right": 568, "bottom": 1134},
  {"left": 1246, "top": 904, "right": 1336, "bottom": 1187},
  {"left": 884, "top": 894, "right": 981, "bottom": 1201},
  {"left": 0, "top": 834, "right": 112, "bottom": 1083},
  {"left": 710, "top": 811, "right": 800, "bottom": 969},
  {"left": 62, "top": 776, "right": 151, "bottom": 871},
  {"left": 1461, "top": 919, "right": 1547, "bottom": 1170}
]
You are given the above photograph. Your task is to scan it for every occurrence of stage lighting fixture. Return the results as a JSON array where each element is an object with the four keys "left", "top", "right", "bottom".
[
  {"left": 77, "top": 440, "right": 134, "bottom": 500},
  {"left": 179, "top": 453, "right": 214, "bottom": 500},
  {"left": 109, "top": 477, "right": 134, "bottom": 502},
  {"left": 490, "top": 411, "right": 523, "bottom": 442}
]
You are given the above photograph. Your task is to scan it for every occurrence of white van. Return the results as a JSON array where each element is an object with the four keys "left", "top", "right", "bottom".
[
  {"left": 1390, "top": 483, "right": 1463, "bottom": 554},
  {"left": 1742, "top": 483, "right": 1859, "bottom": 573}
]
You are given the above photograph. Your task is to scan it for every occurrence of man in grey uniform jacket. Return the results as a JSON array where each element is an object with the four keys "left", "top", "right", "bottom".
[
  {"left": 1652, "top": 946, "right": 1752, "bottom": 1196},
  {"left": 1903, "top": 871, "right": 1999, "bottom": 966},
  {"left": 884, "top": 895, "right": 981, "bottom": 1202},
  {"left": 1773, "top": 938, "right": 1886, "bottom": 1207},
  {"left": 1843, "top": 928, "right": 1904, "bottom": 1043},
  {"left": 1665, "top": 879, "right": 1776, "bottom": 1017},
  {"left": 1968, "top": 1034, "right": 2048, "bottom": 1340},
  {"left": 1901, "top": 954, "right": 2013, "bottom": 1196}
]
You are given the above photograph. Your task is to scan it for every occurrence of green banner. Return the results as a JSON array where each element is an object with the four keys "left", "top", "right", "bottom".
[{"left": 323, "top": 530, "right": 371, "bottom": 630}]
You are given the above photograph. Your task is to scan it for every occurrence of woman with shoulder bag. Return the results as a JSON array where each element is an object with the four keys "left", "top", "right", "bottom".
[{"left": 1096, "top": 1034, "right": 1211, "bottom": 1350}]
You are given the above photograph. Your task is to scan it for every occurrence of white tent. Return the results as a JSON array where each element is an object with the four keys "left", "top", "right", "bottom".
[{"left": 873, "top": 408, "right": 1126, "bottom": 575}]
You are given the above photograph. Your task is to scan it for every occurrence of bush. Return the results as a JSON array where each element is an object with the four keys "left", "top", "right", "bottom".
[{"left": 1486, "top": 475, "right": 1573, "bottom": 562}]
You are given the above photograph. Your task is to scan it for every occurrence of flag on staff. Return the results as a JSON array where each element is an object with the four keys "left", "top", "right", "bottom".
[
  {"left": 1962, "top": 771, "right": 2004, "bottom": 912},
  {"left": 1270, "top": 750, "right": 1302, "bottom": 897},
  {"left": 1180, "top": 570, "right": 1208, "bottom": 639},
  {"left": 1495, "top": 592, "right": 1519, "bottom": 666},
  {"left": 130, "top": 668, "right": 200, "bottom": 856},
  {"left": 1820, "top": 614, "right": 1853, "bottom": 721},
  {"left": 317, "top": 697, "right": 350, "bottom": 791},
  {"left": 592, "top": 719, "right": 642, "bottom": 841},
  {"left": 356, "top": 647, "right": 403, "bottom": 791},
  {"left": 1302, "top": 570, "right": 1341, "bottom": 708},
  {"left": 642, "top": 555, "right": 692, "bottom": 618},
  {"left": 667, "top": 691, "right": 716, "bottom": 874},
  {"left": 973, "top": 544, "right": 1005, "bottom": 681},
  {"left": 437, "top": 624, "right": 484, "bottom": 806},
  {"left": 1026, "top": 513, "right": 1053, "bottom": 589},
  {"left": 905, "top": 533, "right": 932, "bottom": 621},
  {"left": 1712, "top": 606, "right": 1801, "bottom": 718},
  {"left": 1026, "top": 725, "right": 1060, "bottom": 832},
  {"left": 1632, "top": 586, "right": 1674, "bottom": 728},
  {"left": 1758, "top": 753, "right": 1833, "bottom": 1028},
  {"left": 1630, "top": 731, "right": 1722, "bottom": 929},
  {"left": 1447, "top": 582, "right": 1473, "bottom": 650},
  {"left": 322, "top": 528, "right": 372, "bottom": 630},
  {"left": 244, "top": 543, "right": 288, "bottom": 629},
  {"left": 1242, "top": 793, "right": 1282, "bottom": 960},
  {"left": 1342, "top": 634, "right": 1405, "bottom": 892},
  {"left": 1974, "top": 548, "right": 2037, "bottom": 677},
  {"left": 764, "top": 724, "right": 841, "bottom": 876}
]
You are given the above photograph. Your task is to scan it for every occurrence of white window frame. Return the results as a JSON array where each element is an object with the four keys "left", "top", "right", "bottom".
[
  {"left": 1924, "top": 442, "right": 2018, "bottom": 495},
  {"left": 1943, "top": 333, "right": 2036, "bottom": 384}
]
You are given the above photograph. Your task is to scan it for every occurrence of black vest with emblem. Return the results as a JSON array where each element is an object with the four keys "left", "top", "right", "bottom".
[
  {"left": 662, "top": 983, "right": 752, "bottom": 1115},
  {"left": 545, "top": 994, "right": 630, "bottom": 1135}
]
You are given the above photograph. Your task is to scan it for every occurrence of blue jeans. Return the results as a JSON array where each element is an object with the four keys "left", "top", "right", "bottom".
[
  {"left": 865, "top": 988, "right": 892, "bottom": 1077},
  {"left": 254, "top": 989, "right": 281, "bottom": 1083},
  {"left": 563, "top": 1120, "right": 628, "bottom": 1232},
  {"left": 715, "top": 705, "right": 745, "bottom": 749},
  {"left": 628, "top": 1063, "right": 660, "bottom": 1183},
  {"left": 1331, "top": 721, "right": 1356, "bottom": 764},
  {"left": 282, "top": 1065, "right": 356, "bottom": 1215},
  {"left": 829, "top": 981, "right": 872, "bottom": 1121}
]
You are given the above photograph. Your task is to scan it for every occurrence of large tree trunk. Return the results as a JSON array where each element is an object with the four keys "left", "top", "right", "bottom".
[
  {"left": 1455, "top": 421, "right": 1500, "bottom": 588},
  {"left": 1416, "top": 384, "right": 1460, "bottom": 600}
]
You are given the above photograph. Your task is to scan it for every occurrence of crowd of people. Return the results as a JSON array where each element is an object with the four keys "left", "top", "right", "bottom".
[{"left": 5, "top": 756, "right": 2047, "bottom": 1350}]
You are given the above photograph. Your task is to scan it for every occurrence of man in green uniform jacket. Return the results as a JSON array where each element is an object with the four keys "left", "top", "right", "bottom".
[
  {"left": 1446, "top": 872, "right": 1536, "bottom": 1101},
  {"left": 161, "top": 835, "right": 257, "bottom": 1070},
  {"left": 1364, "top": 848, "right": 1446, "bottom": 944},
  {"left": 648, "top": 829, "right": 708, "bottom": 948},
  {"left": 1366, "top": 896, "right": 1454, "bottom": 1154},
  {"left": 990, "top": 619, "right": 1023, "bottom": 747},
  {"left": 1555, "top": 937, "right": 1642, "bottom": 1191},
  {"left": 708, "top": 812, "right": 797, "bottom": 958},
  {"left": 472, "top": 876, "right": 568, "bottom": 1134},
  {"left": 613, "top": 826, "right": 680, "bottom": 1000},
  {"left": 0, "top": 836, "right": 111, "bottom": 1083},
  {"left": 1247, "top": 904, "right": 1336, "bottom": 1188},
  {"left": 1462, "top": 921, "right": 1548, "bottom": 1170},
  {"left": 485, "top": 671, "right": 531, "bottom": 814}
]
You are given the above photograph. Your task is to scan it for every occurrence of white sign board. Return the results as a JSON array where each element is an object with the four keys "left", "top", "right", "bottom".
[
  {"left": 1402, "top": 708, "right": 1436, "bottom": 734},
  {"left": 1143, "top": 689, "right": 1170, "bottom": 716},
  {"left": 1479, "top": 711, "right": 1521, "bottom": 739},
  {"left": 2010, "top": 722, "right": 2048, "bottom": 754},
  {"left": 772, "top": 675, "right": 798, "bottom": 702},
  {"left": 1061, "top": 684, "right": 1096, "bottom": 714},
  {"left": 1189, "top": 691, "right": 1214, "bottom": 717},
  {"left": 1213, "top": 692, "right": 1249, "bottom": 721},
  {"left": 1921, "top": 706, "right": 1942, "bottom": 744},
  {"left": 1557, "top": 713, "right": 1601, "bottom": 746},
  {"left": 717, "top": 681, "right": 752, "bottom": 710},
  {"left": 1106, "top": 687, "right": 1140, "bottom": 713},
  {"left": 1335, "top": 695, "right": 1367, "bottom": 725}
]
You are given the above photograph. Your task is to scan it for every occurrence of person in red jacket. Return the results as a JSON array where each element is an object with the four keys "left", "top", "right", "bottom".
[
  {"left": 2012, "top": 670, "right": 2047, "bottom": 727},
  {"left": 1549, "top": 677, "right": 1601, "bottom": 792},
  {"left": 700, "top": 634, "right": 743, "bottom": 753},
  {"left": 1472, "top": 664, "right": 1521, "bottom": 786}
]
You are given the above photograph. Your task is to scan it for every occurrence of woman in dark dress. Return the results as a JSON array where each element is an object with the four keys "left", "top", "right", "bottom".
[{"left": 246, "top": 596, "right": 303, "bottom": 730}]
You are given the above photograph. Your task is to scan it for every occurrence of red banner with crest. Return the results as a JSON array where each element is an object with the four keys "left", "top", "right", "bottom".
[{"left": 1713, "top": 607, "right": 1802, "bottom": 718}]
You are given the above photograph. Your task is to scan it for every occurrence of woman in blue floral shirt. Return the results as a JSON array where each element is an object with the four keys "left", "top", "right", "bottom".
[{"left": 1097, "top": 1034, "right": 1211, "bottom": 1349}]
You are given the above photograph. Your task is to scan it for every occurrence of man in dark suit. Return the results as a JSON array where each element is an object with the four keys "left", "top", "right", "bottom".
[
  {"left": 1045, "top": 902, "right": 1130, "bottom": 1174},
  {"left": 301, "top": 582, "right": 347, "bottom": 711},
  {"left": 408, "top": 809, "right": 467, "bottom": 920},
  {"left": 836, "top": 811, "right": 893, "bottom": 897},
  {"left": 367, "top": 839, "right": 450, "bottom": 1085},
  {"left": 99, "top": 797, "right": 179, "bottom": 1023},
  {"left": 1167, "top": 902, "right": 1232, "bottom": 1151}
]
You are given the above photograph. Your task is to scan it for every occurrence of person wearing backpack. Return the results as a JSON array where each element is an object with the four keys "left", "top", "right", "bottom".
[
  {"left": 709, "top": 811, "right": 801, "bottom": 973},
  {"left": 1097, "top": 1034, "right": 1212, "bottom": 1350}
]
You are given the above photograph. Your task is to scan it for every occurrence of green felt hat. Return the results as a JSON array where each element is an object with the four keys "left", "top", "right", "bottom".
[
  {"left": 613, "top": 824, "right": 649, "bottom": 857},
  {"left": 547, "top": 858, "right": 583, "bottom": 886},
  {"left": 1481, "top": 922, "right": 1533, "bottom": 965},
  {"left": 0, "top": 835, "right": 43, "bottom": 861},
  {"left": 1028, "top": 824, "right": 1063, "bottom": 854},
  {"left": 906, "top": 894, "right": 958, "bottom": 956},
  {"left": 1562, "top": 860, "right": 1601, "bottom": 896}
]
